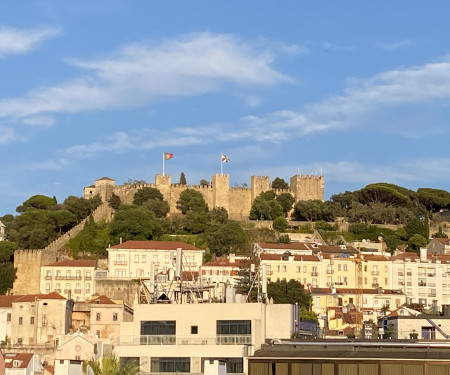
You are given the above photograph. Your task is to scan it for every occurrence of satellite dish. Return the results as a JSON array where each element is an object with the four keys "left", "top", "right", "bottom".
[{"left": 86, "top": 365, "right": 94, "bottom": 375}]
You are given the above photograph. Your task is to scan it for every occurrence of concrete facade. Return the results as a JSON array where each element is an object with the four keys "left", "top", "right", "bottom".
[{"left": 115, "top": 302, "right": 294, "bottom": 374}]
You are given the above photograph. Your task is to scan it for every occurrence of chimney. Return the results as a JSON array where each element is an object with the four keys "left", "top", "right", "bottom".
[
  {"left": 229, "top": 253, "right": 236, "bottom": 264},
  {"left": 420, "top": 247, "right": 427, "bottom": 262}
]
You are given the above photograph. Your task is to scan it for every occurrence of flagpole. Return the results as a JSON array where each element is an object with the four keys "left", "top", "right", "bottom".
[
  {"left": 163, "top": 152, "right": 165, "bottom": 176},
  {"left": 220, "top": 154, "right": 223, "bottom": 175}
]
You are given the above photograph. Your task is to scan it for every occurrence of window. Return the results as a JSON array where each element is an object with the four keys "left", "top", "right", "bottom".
[
  {"left": 113, "top": 313, "right": 118, "bottom": 321},
  {"left": 338, "top": 264, "right": 341, "bottom": 271},
  {"left": 30, "top": 317, "right": 34, "bottom": 325},
  {"left": 17, "top": 338, "right": 22, "bottom": 346},
  {"left": 315, "top": 297, "right": 321, "bottom": 307},
  {"left": 165, "top": 255, "right": 169, "bottom": 264},
  {"left": 216, "top": 320, "right": 251, "bottom": 335},
  {"left": 343, "top": 264, "right": 348, "bottom": 271},
  {"left": 86, "top": 283, "right": 91, "bottom": 292},
  {"left": 75, "top": 283, "right": 81, "bottom": 293},
  {"left": 45, "top": 283, "right": 50, "bottom": 292},
  {"left": 153, "top": 255, "right": 159, "bottom": 264},
  {"left": 296, "top": 266, "right": 301, "bottom": 273},
  {"left": 344, "top": 277, "right": 348, "bottom": 284},
  {"left": 96, "top": 330, "right": 100, "bottom": 337},
  {"left": 303, "top": 266, "right": 307, "bottom": 273},
  {"left": 282, "top": 265, "right": 287, "bottom": 272},
  {"left": 96, "top": 313, "right": 101, "bottom": 321},
  {"left": 7, "top": 313, "right": 11, "bottom": 322},
  {"left": 191, "top": 326, "right": 198, "bottom": 334},
  {"left": 142, "top": 255, "right": 147, "bottom": 263},
  {"left": 141, "top": 321, "right": 176, "bottom": 335},
  {"left": 136, "top": 269, "right": 144, "bottom": 277},
  {"left": 151, "top": 358, "right": 190, "bottom": 373},
  {"left": 86, "top": 270, "right": 91, "bottom": 279},
  {"left": 46, "top": 270, "right": 51, "bottom": 278},
  {"left": 19, "top": 317, "right": 23, "bottom": 325},
  {"left": 76, "top": 270, "right": 81, "bottom": 279},
  {"left": 66, "top": 270, "right": 71, "bottom": 278},
  {"left": 134, "top": 255, "right": 139, "bottom": 263},
  {"left": 42, "top": 315, "right": 47, "bottom": 326}
]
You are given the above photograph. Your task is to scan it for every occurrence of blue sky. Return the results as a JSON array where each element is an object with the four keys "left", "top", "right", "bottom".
[{"left": 1, "top": 1, "right": 450, "bottom": 215}]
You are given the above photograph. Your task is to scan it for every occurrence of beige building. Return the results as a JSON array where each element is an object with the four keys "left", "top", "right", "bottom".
[
  {"left": 107, "top": 240, "right": 204, "bottom": 280},
  {"left": 310, "top": 287, "right": 406, "bottom": 324},
  {"left": 201, "top": 254, "right": 246, "bottom": 285},
  {"left": 55, "top": 332, "right": 98, "bottom": 362},
  {"left": 40, "top": 260, "right": 96, "bottom": 301},
  {"left": 10, "top": 292, "right": 73, "bottom": 347},
  {"left": 0, "top": 295, "right": 23, "bottom": 345},
  {"left": 89, "top": 295, "right": 133, "bottom": 345},
  {"left": 0, "top": 220, "right": 5, "bottom": 241},
  {"left": 116, "top": 302, "right": 294, "bottom": 374},
  {"left": 4, "top": 353, "right": 44, "bottom": 375}
]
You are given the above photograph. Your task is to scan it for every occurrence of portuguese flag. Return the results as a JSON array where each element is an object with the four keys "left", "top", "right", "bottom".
[{"left": 164, "top": 153, "right": 173, "bottom": 160}]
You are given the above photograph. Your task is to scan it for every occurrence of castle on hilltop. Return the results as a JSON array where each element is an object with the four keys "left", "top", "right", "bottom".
[{"left": 84, "top": 173, "right": 324, "bottom": 219}]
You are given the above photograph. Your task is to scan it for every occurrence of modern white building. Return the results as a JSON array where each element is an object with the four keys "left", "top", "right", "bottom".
[{"left": 115, "top": 302, "right": 295, "bottom": 374}]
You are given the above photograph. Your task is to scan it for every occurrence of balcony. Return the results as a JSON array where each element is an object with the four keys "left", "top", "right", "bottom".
[
  {"left": 118, "top": 335, "right": 251, "bottom": 346},
  {"left": 428, "top": 293, "right": 437, "bottom": 298},
  {"left": 74, "top": 289, "right": 82, "bottom": 294},
  {"left": 372, "top": 283, "right": 379, "bottom": 288},
  {"left": 326, "top": 270, "right": 334, "bottom": 274},
  {"left": 45, "top": 275, "right": 52, "bottom": 280},
  {"left": 418, "top": 282, "right": 427, "bottom": 287},
  {"left": 114, "top": 261, "right": 127, "bottom": 266},
  {"left": 428, "top": 273, "right": 436, "bottom": 278},
  {"left": 55, "top": 276, "right": 82, "bottom": 280},
  {"left": 371, "top": 271, "right": 379, "bottom": 276},
  {"left": 266, "top": 271, "right": 273, "bottom": 275},
  {"left": 64, "top": 289, "right": 72, "bottom": 293},
  {"left": 311, "top": 271, "right": 319, "bottom": 276},
  {"left": 85, "top": 276, "right": 92, "bottom": 280}
]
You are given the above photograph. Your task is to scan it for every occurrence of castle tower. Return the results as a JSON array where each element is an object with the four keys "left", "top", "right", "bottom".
[
  {"left": 290, "top": 174, "right": 324, "bottom": 201},
  {"left": 251, "top": 175, "right": 270, "bottom": 201},
  {"left": 94, "top": 177, "right": 115, "bottom": 204},
  {"left": 212, "top": 174, "right": 230, "bottom": 212}
]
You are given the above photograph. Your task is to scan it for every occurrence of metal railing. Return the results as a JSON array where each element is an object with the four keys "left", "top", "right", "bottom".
[{"left": 118, "top": 335, "right": 251, "bottom": 346}]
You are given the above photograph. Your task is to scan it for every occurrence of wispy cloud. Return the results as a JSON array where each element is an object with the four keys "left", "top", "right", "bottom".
[
  {"left": 376, "top": 39, "right": 412, "bottom": 51},
  {"left": 322, "top": 42, "right": 355, "bottom": 52},
  {"left": 0, "top": 26, "right": 60, "bottom": 57},
  {"left": 0, "top": 126, "right": 16, "bottom": 144},
  {"left": 0, "top": 33, "right": 289, "bottom": 121}
]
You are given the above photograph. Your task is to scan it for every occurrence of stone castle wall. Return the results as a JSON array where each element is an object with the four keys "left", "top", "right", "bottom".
[{"left": 84, "top": 173, "right": 324, "bottom": 219}]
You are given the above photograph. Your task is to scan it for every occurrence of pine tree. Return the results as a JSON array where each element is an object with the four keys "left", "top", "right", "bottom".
[{"left": 180, "top": 172, "right": 187, "bottom": 185}]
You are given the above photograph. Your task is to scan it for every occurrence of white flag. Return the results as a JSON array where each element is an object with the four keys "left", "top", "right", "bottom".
[{"left": 221, "top": 154, "right": 230, "bottom": 163}]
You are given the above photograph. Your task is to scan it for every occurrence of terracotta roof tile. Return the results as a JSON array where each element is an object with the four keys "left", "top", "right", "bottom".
[
  {"left": 89, "top": 295, "right": 116, "bottom": 305},
  {"left": 46, "top": 260, "right": 96, "bottom": 267},
  {"left": 0, "top": 295, "right": 23, "bottom": 307},
  {"left": 4, "top": 353, "right": 33, "bottom": 368},
  {"left": 109, "top": 240, "right": 202, "bottom": 251},
  {"left": 203, "top": 256, "right": 246, "bottom": 267},
  {"left": 95, "top": 177, "right": 115, "bottom": 181},
  {"left": 260, "top": 253, "right": 319, "bottom": 261},
  {"left": 14, "top": 292, "right": 66, "bottom": 302},
  {"left": 436, "top": 238, "right": 450, "bottom": 245}
]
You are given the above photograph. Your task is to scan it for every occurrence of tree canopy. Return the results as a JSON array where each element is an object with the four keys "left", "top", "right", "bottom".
[
  {"left": 179, "top": 172, "right": 187, "bottom": 185},
  {"left": 272, "top": 177, "right": 289, "bottom": 189},
  {"left": 177, "top": 189, "right": 208, "bottom": 214},
  {"left": 249, "top": 191, "right": 283, "bottom": 220},
  {"left": 16, "top": 195, "right": 57, "bottom": 213},
  {"left": 267, "top": 279, "right": 312, "bottom": 308},
  {"left": 133, "top": 187, "right": 164, "bottom": 206}
]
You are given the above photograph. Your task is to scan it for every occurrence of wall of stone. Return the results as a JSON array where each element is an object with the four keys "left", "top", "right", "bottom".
[
  {"left": 95, "top": 279, "right": 140, "bottom": 306},
  {"left": 228, "top": 187, "right": 252, "bottom": 220}
]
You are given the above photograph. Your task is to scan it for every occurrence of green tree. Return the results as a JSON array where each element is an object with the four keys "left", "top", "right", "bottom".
[
  {"left": 0, "top": 241, "right": 17, "bottom": 262},
  {"left": 64, "top": 196, "right": 98, "bottom": 221},
  {"left": 267, "top": 279, "right": 312, "bottom": 308},
  {"left": 292, "top": 200, "right": 332, "bottom": 221},
  {"left": 276, "top": 193, "right": 295, "bottom": 216},
  {"left": 133, "top": 187, "right": 164, "bottom": 206},
  {"left": 278, "top": 234, "right": 291, "bottom": 244},
  {"left": 110, "top": 205, "right": 160, "bottom": 243},
  {"left": 408, "top": 234, "right": 428, "bottom": 252},
  {"left": 249, "top": 192, "right": 283, "bottom": 220},
  {"left": 271, "top": 177, "right": 289, "bottom": 189},
  {"left": 208, "top": 207, "right": 229, "bottom": 226},
  {"left": 404, "top": 218, "right": 429, "bottom": 240},
  {"left": 358, "top": 183, "right": 415, "bottom": 207},
  {"left": 0, "top": 263, "right": 16, "bottom": 294},
  {"left": 50, "top": 210, "right": 77, "bottom": 235},
  {"left": 108, "top": 193, "right": 122, "bottom": 210},
  {"left": 417, "top": 188, "right": 450, "bottom": 212},
  {"left": 273, "top": 216, "right": 288, "bottom": 232},
  {"left": 183, "top": 210, "right": 209, "bottom": 234},
  {"left": 207, "top": 221, "right": 248, "bottom": 256},
  {"left": 83, "top": 354, "right": 140, "bottom": 375},
  {"left": 432, "top": 226, "right": 448, "bottom": 238},
  {"left": 143, "top": 199, "right": 170, "bottom": 218},
  {"left": 179, "top": 172, "right": 187, "bottom": 185},
  {"left": 16, "top": 195, "right": 57, "bottom": 213},
  {"left": 200, "top": 179, "right": 210, "bottom": 186},
  {"left": 177, "top": 189, "right": 208, "bottom": 214},
  {"left": 12, "top": 210, "right": 57, "bottom": 249}
]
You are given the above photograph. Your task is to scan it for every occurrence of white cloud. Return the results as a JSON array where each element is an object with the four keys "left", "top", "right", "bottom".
[
  {"left": 376, "top": 39, "right": 412, "bottom": 51},
  {"left": 0, "top": 33, "right": 289, "bottom": 120},
  {"left": 0, "top": 26, "right": 60, "bottom": 57},
  {"left": 23, "top": 115, "right": 55, "bottom": 127},
  {"left": 0, "top": 126, "right": 16, "bottom": 144}
]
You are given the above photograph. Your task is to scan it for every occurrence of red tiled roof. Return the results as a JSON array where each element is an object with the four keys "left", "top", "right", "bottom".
[
  {"left": 258, "top": 242, "right": 312, "bottom": 251},
  {"left": 260, "top": 253, "right": 319, "bottom": 261},
  {"left": 391, "top": 252, "right": 419, "bottom": 261},
  {"left": 45, "top": 365, "right": 55, "bottom": 374},
  {"left": 0, "top": 295, "right": 23, "bottom": 307},
  {"left": 203, "top": 256, "right": 246, "bottom": 267},
  {"left": 89, "top": 295, "right": 116, "bottom": 305},
  {"left": 14, "top": 292, "right": 66, "bottom": 302},
  {"left": 4, "top": 353, "right": 33, "bottom": 368},
  {"left": 46, "top": 260, "right": 96, "bottom": 267},
  {"left": 435, "top": 238, "right": 450, "bottom": 245},
  {"left": 109, "top": 240, "right": 202, "bottom": 251}
]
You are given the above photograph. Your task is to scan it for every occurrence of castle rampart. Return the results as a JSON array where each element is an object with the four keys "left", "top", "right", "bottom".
[{"left": 84, "top": 173, "right": 324, "bottom": 219}]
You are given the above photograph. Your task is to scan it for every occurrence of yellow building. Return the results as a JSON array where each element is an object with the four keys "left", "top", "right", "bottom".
[{"left": 41, "top": 260, "right": 96, "bottom": 302}]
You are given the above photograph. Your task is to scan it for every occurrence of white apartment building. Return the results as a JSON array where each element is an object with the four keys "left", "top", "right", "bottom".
[
  {"left": 391, "top": 249, "right": 450, "bottom": 311},
  {"left": 115, "top": 302, "right": 294, "bottom": 374},
  {"left": 107, "top": 240, "right": 204, "bottom": 279},
  {"left": 40, "top": 260, "right": 96, "bottom": 301},
  {"left": 0, "top": 295, "right": 23, "bottom": 345}
]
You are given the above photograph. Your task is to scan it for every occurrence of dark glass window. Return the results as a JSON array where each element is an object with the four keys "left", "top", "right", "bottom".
[
  {"left": 217, "top": 320, "right": 251, "bottom": 335},
  {"left": 151, "top": 357, "right": 190, "bottom": 372},
  {"left": 202, "top": 358, "right": 243, "bottom": 373},
  {"left": 141, "top": 321, "right": 176, "bottom": 335},
  {"left": 191, "top": 326, "right": 198, "bottom": 334}
]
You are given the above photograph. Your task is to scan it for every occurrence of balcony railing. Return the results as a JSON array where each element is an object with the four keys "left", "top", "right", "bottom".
[
  {"left": 428, "top": 273, "right": 436, "bottom": 277},
  {"left": 45, "top": 275, "right": 52, "bottom": 280},
  {"left": 311, "top": 271, "right": 319, "bottom": 276},
  {"left": 371, "top": 271, "right": 379, "bottom": 276},
  {"left": 64, "top": 289, "right": 71, "bottom": 293},
  {"left": 118, "top": 335, "right": 251, "bottom": 346},
  {"left": 55, "top": 276, "right": 82, "bottom": 280},
  {"left": 326, "top": 270, "right": 334, "bottom": 274},
  {"left": 372, "top": 283, "right": 379, "bottom": 288},
  {"left": 418, "top": 282, "right": 427, "bottom": 287},
  {"left": 114, "top": 261, "right": 127, "bottom": 265}
]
